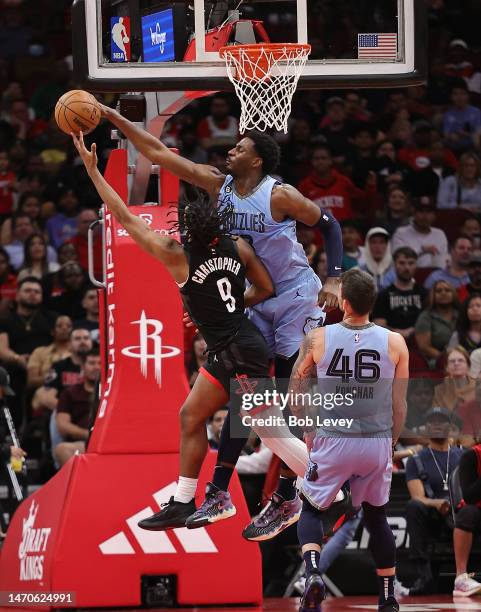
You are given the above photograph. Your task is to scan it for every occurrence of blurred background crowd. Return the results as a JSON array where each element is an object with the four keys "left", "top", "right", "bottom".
[{"left": 2, "top": 0, "right": 481, "bottom": 597}]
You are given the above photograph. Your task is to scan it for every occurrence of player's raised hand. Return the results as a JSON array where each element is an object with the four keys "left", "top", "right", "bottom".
[
  {"left": 318, "top": 277, "right": 340, "bottom": 311},
  {"left": 71, "top": 131, "right": 98, "bottom": 175}
]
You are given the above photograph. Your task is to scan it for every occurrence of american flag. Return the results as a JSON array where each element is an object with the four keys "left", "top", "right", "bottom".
[{"left": 358, "top": 33, "right": 398, "bottom": 59}]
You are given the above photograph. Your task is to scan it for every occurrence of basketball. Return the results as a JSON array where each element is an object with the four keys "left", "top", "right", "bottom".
[{"left": 55, "top": 89, "right": 101, "bottom": 136}]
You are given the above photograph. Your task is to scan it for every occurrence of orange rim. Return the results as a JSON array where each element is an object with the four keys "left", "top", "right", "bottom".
[{"left": 219, "top": 43, "right": 311, "bottom": 60}]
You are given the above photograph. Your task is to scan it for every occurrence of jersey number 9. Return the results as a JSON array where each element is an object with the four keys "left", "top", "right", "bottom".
[{"left": 217, "top": 277, "right": 236, "bottom": 313}]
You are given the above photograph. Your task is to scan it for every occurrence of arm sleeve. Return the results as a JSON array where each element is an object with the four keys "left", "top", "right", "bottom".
[
  {"left": 459, "top": 450, "right": 481, "bottom": 504},
  {"left": 312, "top": 209, "right": 343, "bottom": 277}
]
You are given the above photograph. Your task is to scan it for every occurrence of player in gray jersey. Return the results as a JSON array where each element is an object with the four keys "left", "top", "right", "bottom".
[
  {"left": 289, "top": 269, "right": 408, "bottom": 612},
  {"left": 101, "top": 106, "right": 344, "bottom": 539}
]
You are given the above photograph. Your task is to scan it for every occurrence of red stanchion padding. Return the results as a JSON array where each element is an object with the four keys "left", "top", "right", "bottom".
[{"left": 0, "top": 453, "right": 262, "bottom": 608}]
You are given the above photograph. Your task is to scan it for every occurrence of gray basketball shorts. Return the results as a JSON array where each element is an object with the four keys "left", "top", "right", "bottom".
[
  {"left": 301, "top": 436, "right": 393, "bottom": 509},
  {"left": 248, "top": 268, "right": 325, "bottom": 359}
]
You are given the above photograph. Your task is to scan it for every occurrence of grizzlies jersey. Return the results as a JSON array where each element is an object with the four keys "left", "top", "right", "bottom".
[
  {"left": 180, "top": 237, "right": 246, "bottom": 351},
  {"left": 218, "top": 175, "right": 312, "bottom": 288},
  {"left": 316, "top": 322, "right": 395, "bottom": 436}
]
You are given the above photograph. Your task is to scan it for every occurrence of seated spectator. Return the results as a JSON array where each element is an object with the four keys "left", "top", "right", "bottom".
[
  {"left": 456, "top": 380, "right": 481, "bottom": 442},
  {"left": 399, "top": 120, "right": 457, "bottom": 174},
  {"left": 373, "top": 140, "right": 405, "bottom": 193},
  {"left": 425, "top": 236, "right": 472, "bottom": 290},
  {"left": 345, "top": 123, "right": 377, "bottom": 187},
  {"left": 437, "top": 153, "right": 481, "bottom": 212},
  {"left": 5, "top": 214, "right": 56, "bottom": 271},
  {"left": 458, "top": 254, "right": 481, "bottom": 302},
  {"left": 428, "top": 139, "right": 457, "bottom": 182},
  {"left": 0, "top": 149, "right": 16, "bottom": 222},
  {"left": 449, "top": 294, "right": 481, "bottom": 353},
  {"left": 0, "top": 192, "right": 43, "bottom": 246},
  {"left": 27, "top": 315, "right": 72, "bottom": 390},
  {"left": 47, "top": 262, "right": 87, "bottom": 319},
  {"left": 312, "top": 249, "right": 328, "bottom": 286},
  {"left": 319, "top": 97, "right": 350, "bottom": 164},
  {"left": 17, "top": 233, "right": 60, "bottom": 282},
  {"left": 373, "top": 247, "right": 426, "bottom": 342},
  {"left": 66, "top": 209, "right": 102, "bottom": 278},
  {"left": 405, "top": 378, "right": 435, "bottom": 433},
  {"left": 0, "top": 277, "right": 56, "bottom": 426},
  {"left": 296, "top": 223, "right": 317, "bottom": 265},
  {"left": 208, "top": 407, "right": 228, "bottom": 450},
  {"left": 57, "top": 242, "right": 79, "bottom": 266},
  {"left": 359, "top": 227, "right": 394, "bottom": 290},
  {"left": 451, "top": 444, "right": 481, "bottom": 596},
  {"left": 186, "top": 333, "right": 207, "bottom": 387},
  {"left": 341, "top": 220, "right": 364, "bottom": 270},
  {"left": 46, "top": 188, "right": 80, "bottom": 249},
  {"left": 32, "top": 327, "right": 92, "bottom": 415},
  {"left": 196, "top": 95, "right": 238, "bottom": 149},
  {"left": 391, "top": 196, "right": 448, "bottom": 268},
  {"left": 405, "top": 407, "right": 463, "bottom": 595},
  {"left": 433, "top": 346, "right": 475, "bottom": 411},
  {"left": 375, "top": 186, "right": 411, "bottom": 235},
  {"left": 460, "top": 217, "right": 481, "bottom": 255},
  {"left": 179, "top": 127, "right": 208, "bottom": 164},
  {"left": 74, "top": 286, "right": 99, "bottom": 343},
  {"left": 443, "top": 80, "right": 481, "bottom": 154},
  {"left": 0, "top": 246, "right": 16, "bottom": 314},
  {"left": 54, "top": 348, "right": 100, "bottom": 467},
  {"left": 415, "top": 280, "right": 460, "bottom": 365},
  {"left": 280, "top": 118, "right": 312, "bottom": 185},
  {"left": 344, "top": 91, "right": 371, "bottom": 123},
  {"left": 444, "top": 39, "right": 474, "bottom": 80}
]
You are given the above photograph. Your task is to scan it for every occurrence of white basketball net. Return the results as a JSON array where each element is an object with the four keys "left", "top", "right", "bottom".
[{"left": 221, "top": 44, "right": 310, "bottom": 134}]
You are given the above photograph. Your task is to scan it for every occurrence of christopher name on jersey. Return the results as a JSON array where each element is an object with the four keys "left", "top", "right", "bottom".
[{"left": 192, "top": 256, "right": 242, "bottom": 284}]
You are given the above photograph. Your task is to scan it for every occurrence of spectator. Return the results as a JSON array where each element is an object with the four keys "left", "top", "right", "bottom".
[
  {"left": 437, "top": 153, "right": 481, "bottom": 212},
  {"left": 443, "top": 80, "right": 481, "bottom": 153},
  {"left": 451, "top": 443, "right": 481, "bottom": 596},
  {"left": 46, "top": 188, "right": 80, "bottom": 249},
  {"left": 319, "top": 97, "right": 350, "bottom": 163},
  {"left": 17, "top": 233, "right": 60, "bottom": 282},
  {"left": 47, "top": 262, "right": 87, "bottom": 319},
  {"left": 74, "top": 286, "right": 99, "bottom": 343},
  {"left": 0, "top": 277, "right": 56, "bottom": 425},
  {"left": 449, "top": 294, "right": 481, "bottom": 353},
  {"left": 32, "top": 327, "right": 93, "bottom": 414},
  {"left": 456, "top": 380, "right": 481, "bottom": 442},
  {"left": 0, "top": 192, "right": 43, "bottom": 246},
  {"left": 415, "top": 280, "right": 460, "bottom": 364},
  {"left": 399, "top": 120, "right": 457, "bottom": 173},
  {"left": 312, "top": 249, "right": 328, "bottom": 286},
  {"left": 424, "top": 236, "right": 472, "bottom": 290},
  {"left": 433, "top": 346, "right": 475, "bottom": 411},
  {"left": 373, "top": 141, "right": 405, "bottom": 193},
  {"left": 444, "top": 39, "right": 474, "bottom": 80},
  {"left": 405, "top": 378, "right": 435, "bottom": 433},
  {"left": 296, "top": 223, "right": 317, "bottom": 265},
  {"left": 346, "top": 124, "right": 377, "bottom": 187},
  {"left": 0, "top": 149, "right": 16, "bottom": 221},
  {"left": 391, "top": 196, "right": 448, "bottom": 268},
  {"left": 405, "top": 407, "right": 463, "bottom": 595},
  {"left": 281, "top": 118, "right": 312, "bottom": 185},
  {"left": 373, "top": 247, "right": 426, "bottom": 341},
  {"left": 0, "top": 246, "right": 16, "bottom": 313},
  {"left": 5, "top": 214, "right": 56, "bottom": 271},
  {"left": 375, "top": 186, "right": 412, "bottom": 235},
  {"left": 178, "top": 127, "right": 208, "bottom": 164},
  {"left": 460, "top": 217, "right": 481, "bottom": 254},
  {"left": 458, "top": 254, "right": 481, "bottom": 302},
  {"left": 428, "top": 139, "right": 457, "bottom": 182},
  {"left": 57, "top": 242, "right": 79, "bottom": 266},
  {"left": 27, "top": 315, "right": 72, "bottom": 390},
  {"left": 359, "top": 227, "right": 394, "bottom": 290},
  {"left": 344, "top": 91, "right": 371, "bottom": 123},
  {"left": 298, "top": 145, "right": 376, "bottom": 222},
  {"left": 54, "top": 348, "right": 100, "bottom": 467},
  {"left": 341, "top": 220, "right": 364, "bottom": 270},
  {"left": 186, "top": 333, "right": 207, "bottom": 387},
  {"left": 196, "top": 95, "right": 238, "bottom": 149},
  {"left": 208, "top": 408, "right": 228, "bottom": 450},
  {"left": 66, "top": 209, "right": 101, "bottom": 277}
]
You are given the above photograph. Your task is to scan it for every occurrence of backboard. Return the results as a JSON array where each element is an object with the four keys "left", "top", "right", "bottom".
[{"left": 72, "top": 0, "right": 427, "bottom": 92}]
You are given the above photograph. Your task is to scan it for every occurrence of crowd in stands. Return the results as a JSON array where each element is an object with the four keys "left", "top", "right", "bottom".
[{"left": 2, "top": 0, "right": 481, "bottom": 596}]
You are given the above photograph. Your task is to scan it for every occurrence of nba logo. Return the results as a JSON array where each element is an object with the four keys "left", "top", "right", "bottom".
[
  {"left": 111, "top": 17, "right": 131, "bottom": 62},
  {"left": 354, "top": 333, "right": 360, "bottom": 343}
]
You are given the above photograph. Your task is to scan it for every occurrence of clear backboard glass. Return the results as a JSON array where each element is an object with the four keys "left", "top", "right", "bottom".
[{"left": 72, "top": 0, "right": 426, "bottom": 91}]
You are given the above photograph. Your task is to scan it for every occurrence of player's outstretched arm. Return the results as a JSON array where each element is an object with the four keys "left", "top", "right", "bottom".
[
  {"left": 389, "top": 331, "right": 409, "bottom": 446},
  {"left": 100, "top": 105, "right": 225, "bottom": 195},
  {"left": 271, "top": 184, "right": 343, "bottom": 310},
  {"left": 72, "top": 132, "right": 187, "bottom": 282},
  {"left": 237, "top": 237, "right": 274, "bottom": 307}
]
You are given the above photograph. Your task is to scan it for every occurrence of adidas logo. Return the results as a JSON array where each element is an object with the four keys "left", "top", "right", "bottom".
[{"left": 99, "top": 482, "right": 218, "bottom": 555}]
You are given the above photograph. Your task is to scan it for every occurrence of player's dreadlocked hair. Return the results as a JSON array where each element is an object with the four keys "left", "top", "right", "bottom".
[
  {"left": 246, "top": 130, "right": 281, "bottom": 175},
  {"left": 171, "top": 191, "right": 234, "bottom": 248}
]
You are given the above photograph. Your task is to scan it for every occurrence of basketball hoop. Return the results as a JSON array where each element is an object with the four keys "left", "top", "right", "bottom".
[{"left": 220, "top": 43, "right": 311, "bottom": 134}]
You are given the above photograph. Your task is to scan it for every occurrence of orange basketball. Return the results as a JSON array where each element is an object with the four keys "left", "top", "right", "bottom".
[{"left": 55, "top": 90, "right": 101, "bottom": 136}]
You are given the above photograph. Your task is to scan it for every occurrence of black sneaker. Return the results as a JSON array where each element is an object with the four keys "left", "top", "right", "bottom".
[
  {"left": 379, "top": 597, "right": 399, "bottom": 612},
  {"left": 299, "top": 573, "right": 326, "bottom": 611},
  {"left": 138, "top": 497, "right": 196, "bottom": 531}
]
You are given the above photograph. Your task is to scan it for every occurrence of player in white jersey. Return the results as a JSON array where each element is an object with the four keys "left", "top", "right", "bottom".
[
  {"left": 289, "top": 269, "right": 408, "bottom": 612},
  {"left": 100, "top": 106, "right": 344, "bottom": 539}
]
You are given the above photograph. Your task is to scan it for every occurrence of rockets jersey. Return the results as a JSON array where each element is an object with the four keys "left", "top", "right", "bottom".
[
  {"left": 218, "top": 175, "right": 312, "bottom": 288},
  {"left": 179, "top": 237, "right": 246, "bottom": 351},
  {"left": 316, "top": 322, "right": 395, "bottom": 436}
]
